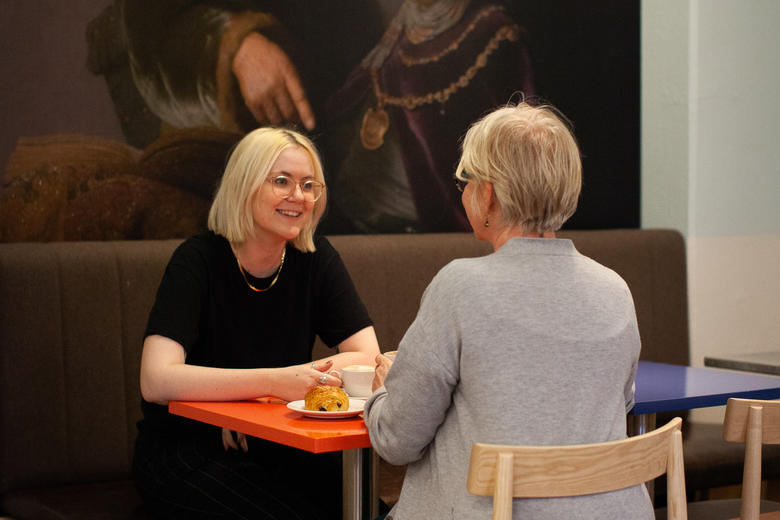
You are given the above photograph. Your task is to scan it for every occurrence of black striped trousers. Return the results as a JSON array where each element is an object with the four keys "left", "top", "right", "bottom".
[{"left": 133, "top": 427, "right": 342, "bottom": 519}]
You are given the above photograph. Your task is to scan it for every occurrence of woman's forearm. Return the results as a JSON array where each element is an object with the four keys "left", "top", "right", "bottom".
[
  {"left": 141, "top": 362, "right": 279, "bottom": 405},
  {"left": 140, "top": 335, "right": 340, "bottom": 404},
  {"left": 140, "top": 327, "right": 381, "bottom": 405},
  {"left": 322, "top": 326, "right": 381, "bottom": 371},
  {"left": 314, "top": 350, "right": 377, "bottom": 371}
]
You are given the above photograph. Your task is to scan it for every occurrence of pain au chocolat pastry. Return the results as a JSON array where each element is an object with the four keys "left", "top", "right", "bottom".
[{"left": 304, "top": 385, "right": 349, "bottom": 412}]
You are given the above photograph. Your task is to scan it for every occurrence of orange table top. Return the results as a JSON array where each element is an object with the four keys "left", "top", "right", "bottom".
[{"left": 169, "top": 399, "right": 371, "bottom": 453}]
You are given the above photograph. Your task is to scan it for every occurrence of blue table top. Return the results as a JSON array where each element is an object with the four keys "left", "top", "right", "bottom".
[{"left": 632, "top": 361, "right": 780, "bottom": 415}]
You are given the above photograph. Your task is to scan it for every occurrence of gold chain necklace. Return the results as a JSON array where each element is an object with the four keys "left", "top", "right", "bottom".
[
  {"left": 235, "top": 248, "right": 286, "bottom": 292},
  {"left": 398, "top": 5, "right": 504, "bottom": 67},
  {"left": 360, "top": 24, "right": 520, "bottom": 150}
]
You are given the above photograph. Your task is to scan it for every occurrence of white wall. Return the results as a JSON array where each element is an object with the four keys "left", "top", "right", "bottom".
[{"left": 642, "top": 0, "right": 780, "bottom": 422}]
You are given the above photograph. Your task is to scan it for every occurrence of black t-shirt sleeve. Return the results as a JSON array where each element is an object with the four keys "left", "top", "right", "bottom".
[
  {"left": 312, "top": 237, "right": 373, "bottom": 348},
  {"left": 144, "top": 239, "right": 207, "bottom": 352}
]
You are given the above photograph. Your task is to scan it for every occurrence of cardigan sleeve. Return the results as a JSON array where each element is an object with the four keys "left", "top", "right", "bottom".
[{"left": 364, "top": 265, "right": 462, "bottom": 465}]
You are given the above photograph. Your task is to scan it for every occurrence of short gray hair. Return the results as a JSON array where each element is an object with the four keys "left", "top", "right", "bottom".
[{"left": 457, "top": 102, "right": 582, "bottom": 233}]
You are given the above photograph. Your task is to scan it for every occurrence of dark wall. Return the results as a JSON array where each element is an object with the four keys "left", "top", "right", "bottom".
[
  {"left": 0, "top": 0, "right": 125, "bottom": 170},
  {"left": 516, "top": 1, "right": 640, "bottom": 228}
]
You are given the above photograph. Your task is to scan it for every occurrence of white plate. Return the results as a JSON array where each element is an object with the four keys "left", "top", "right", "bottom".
[{"left": 286, "top": 398, "right": 365, "bottom": 419}]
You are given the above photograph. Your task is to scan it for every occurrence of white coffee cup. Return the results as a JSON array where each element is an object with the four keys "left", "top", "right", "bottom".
[{"left": 341, "top": 364, "right": 375, "bottom": 398}]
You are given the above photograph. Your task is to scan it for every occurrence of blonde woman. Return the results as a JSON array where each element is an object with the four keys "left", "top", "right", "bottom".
[
  {"left": 366, "top": 103, "right": 651, "bottom": 519},
  {"left": 133, "top": 127, "right": 379, "bottom": 519}
]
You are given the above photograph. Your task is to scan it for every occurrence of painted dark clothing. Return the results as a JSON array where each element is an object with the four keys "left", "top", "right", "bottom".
[{"left": 323, "top": 0, "right": 535, "bottom": 233}]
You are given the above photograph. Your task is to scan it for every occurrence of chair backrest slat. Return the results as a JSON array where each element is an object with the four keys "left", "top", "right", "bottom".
[
  {"left": 722, "top": 398, "right": 780, "bottom": 444},
  {"left": 467, "top": 417, "right": 687, "bottom": 520},
  {"left": 722, "top": 398, "right": 780, "bottom": 520}
]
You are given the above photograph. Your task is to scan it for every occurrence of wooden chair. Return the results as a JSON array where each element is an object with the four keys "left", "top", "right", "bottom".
[
  {"left": 672, "top": 398, "right": 780, "bottom": 520},
  {"left": 467, "top": 417, "right": 687, "bottom": 520}
]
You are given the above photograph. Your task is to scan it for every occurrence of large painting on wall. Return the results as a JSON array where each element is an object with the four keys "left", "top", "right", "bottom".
[{"left": 0, "top": 0, "right": 638, "bottom": 241}]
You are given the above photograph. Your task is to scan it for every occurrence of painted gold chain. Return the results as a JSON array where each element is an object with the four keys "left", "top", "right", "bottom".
[
  {"left": 361, "top": 23, "right": 520, "bottom": 150},
  {"left": 398, "top": 4, "right": 506, "bottom": 67}
]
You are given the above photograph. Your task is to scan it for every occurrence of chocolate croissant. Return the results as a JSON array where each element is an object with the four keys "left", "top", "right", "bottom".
[{"left": 304, "top": 385, "right": 349, "bottom": 412}]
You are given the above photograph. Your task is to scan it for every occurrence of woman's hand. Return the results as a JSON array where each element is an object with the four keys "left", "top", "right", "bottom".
[
  {"left": 310, "top": 359, "right": 343, "bottom": 387},
  {"left": 372, "top": 353, "right": 394, "bottom": 391},
  {"left": 222, "top": 428, "right": 248, "bottom": 452},
  {"left": 269, "top": 360, "right": 343, "bottom": 402}
]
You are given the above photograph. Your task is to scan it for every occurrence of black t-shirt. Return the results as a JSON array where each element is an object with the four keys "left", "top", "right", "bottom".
[{"left": 140, "top": 231, "right": 373, "bottom": 435}]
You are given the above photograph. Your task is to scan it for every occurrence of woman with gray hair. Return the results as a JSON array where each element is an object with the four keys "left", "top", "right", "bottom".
[
  {"left": 133, "top": 127, "right": 379, "bottom": 519},
  {"left": 365, "top": 102, "right": 652, "bottom": 519}
]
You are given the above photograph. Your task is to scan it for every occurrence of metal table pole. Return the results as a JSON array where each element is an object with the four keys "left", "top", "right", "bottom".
[
  {"left": 628, "top": 412, "right": 657, "bottom": 504},
  {"left": 342, "top": 448, "right": 378, "bottom": 520}
]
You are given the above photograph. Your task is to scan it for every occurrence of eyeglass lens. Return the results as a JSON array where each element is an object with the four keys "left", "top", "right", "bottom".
[{"left": 270, "top": 175, "right": 324, "bottom": 201}]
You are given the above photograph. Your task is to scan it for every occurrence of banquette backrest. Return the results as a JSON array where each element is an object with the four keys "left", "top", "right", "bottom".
[{"left": 0, "top": 229, "right": 687, "bottom": 494}]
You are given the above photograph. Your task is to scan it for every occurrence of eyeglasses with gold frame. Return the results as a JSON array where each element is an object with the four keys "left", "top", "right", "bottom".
[{"left": 267, "top": 174, "right": 325, "bottom": 202}]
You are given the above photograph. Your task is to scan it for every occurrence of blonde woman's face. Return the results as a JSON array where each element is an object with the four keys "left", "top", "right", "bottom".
[{"left": 250, "top": 147, "right": 316, "bottom": 243}]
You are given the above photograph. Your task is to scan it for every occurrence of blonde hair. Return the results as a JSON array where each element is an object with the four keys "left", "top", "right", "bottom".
[
  {"left": 208, "top": 127, "right": 327, "bottom": 252},
  {"left": 457, "top": 102, "right": 582, "bottom": 233}
]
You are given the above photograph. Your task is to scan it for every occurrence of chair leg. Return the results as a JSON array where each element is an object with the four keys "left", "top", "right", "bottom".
[
  {"left": 493, "top": 452, "right": 514, "bottom": 520},
  {"left": 667, "top": 430, "right": 688, "bottom": 520},
  {"left": 741, "top": 405, "right": 763, "bottom": 520}
]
